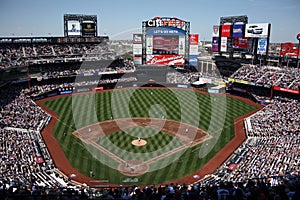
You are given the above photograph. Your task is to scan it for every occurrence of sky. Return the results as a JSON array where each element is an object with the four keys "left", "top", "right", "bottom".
[{"left": 0, "top": 0, "right": 299, "bottom": 43}]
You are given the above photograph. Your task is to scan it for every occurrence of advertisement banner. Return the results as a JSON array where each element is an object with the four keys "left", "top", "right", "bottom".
[
  {"left": 189, "top": 55, "right": 198, "bottom": 66},
  {"left": 245, "top": 23, "right": 270, "bottom": 38},
  {"left": 220, "top": 37, "right": 228, "bottom": 52},
  {"left": 145, "top": 17, "right": 186, "bottom": 30},
  {"left": 133, "top": 34, "right": 142, "bottom": 44},
  {"left": 82, "top": 22, "right": 96, "bottom": 37},
  {"left": 208, "top": 89, "right": 219, "bottom": 94},
  {"left": 76, "top": 88, "right": 90, "bottom": 93},
  {"left": 146, "top": 55, "right": 185, "bottom": 65},
  {"left": 212, "top": 37, "right": 219, "bottom": 52},
  {"left": 235, "top": 79, "right": 249, "bottom": 85},
  {"left": 189, "top": 34, "right": 199, "bottom": 45},
  {"left": 273, "top": 86, "right": 300, "bottom": 94},
  {"left": 146, "top": 27, "right": 186, "bottom": 36},
  {"left": 257, "top": 38, "right": 268, "bottom": 55},
  {"left": 232, "top": 24, "right": 244, "bottom": 38},
  {"left": 189, "top": 45, "right": 198, "bottom": 55},
  {"left": 133, "top": 44, "right": 142, "bottom": 55},
  {"left": 200, "top": 77, "right": 212, "bottom": 84},
  {"left": 60, "top": 90, "right": 73, "bottom": 95},
  {"left": 178, "top": 36, "right": 185, "bottom": 55},
  {"left": 146, "top": 35, "right": 153, "bottom": 55},
  {"left": 221, "top": 25, "right": 231, "bottom": 37},
  {"left": 212, "top": 25, "right": 220, "bottom": 37},
  {"left": 279, "top": 42, "right": 299, "bottom": 57},
  {"left": 67, "top": 20, "right": 81, "bottom": 36},
  {"left": 228, "top": 78, "right": 235, "bottom": 82},
  {"left": 134, "top": 56, "right": 142, "bottom": 65},
  {"left": 233, "top": 38, "right": 248, "bottom": 49}
]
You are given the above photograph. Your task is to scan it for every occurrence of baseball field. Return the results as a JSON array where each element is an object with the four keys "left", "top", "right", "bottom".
[{"left": 39, "top": 88, "right": 260, "bottom": 185}]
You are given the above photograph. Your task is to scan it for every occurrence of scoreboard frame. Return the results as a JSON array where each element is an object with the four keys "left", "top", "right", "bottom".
[
  {"left": 141, "top": 17, "right": 190, "bottom": 66},
  {"left": 64, "top": 14, "right": 98, "bottom": 37}
]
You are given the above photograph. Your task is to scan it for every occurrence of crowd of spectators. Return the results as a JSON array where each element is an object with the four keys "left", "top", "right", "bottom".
[
  {"left": 0, "top": 43, "right": 116, "bottom": 70},
  {"left": 205, "top": 97, "right": 300, "bottom": 199},
  {"left": 0, "top": 84, "right": 80, "bottom": 199},
  {"left": 37, "top": 57, "right": 135, "bottom": 79},
  {"left": 231, "top": 64, "right": 299, "bottom": 90},
  {"left": 1, "top": 44, "right": 300, "bottom": 198},
  {"left": 1, "top": 178, "right": 299, "bottom": 199},
  {"left": 1, "top": 78, "right": 298, "bottom": 199},
  {"left": 27, "top": 76, "right": 137, "bottom": 97},
  {"left": 0, "top": 85, "right": 49, "bottom": 130},
  {"left": 166, "top": 71, "right": 201, "bottom": 84},
  {"left": 247, "top": 98, "right": 299, "bottom": 137}
]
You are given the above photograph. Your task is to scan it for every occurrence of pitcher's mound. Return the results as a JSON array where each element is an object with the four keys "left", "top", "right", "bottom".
[{"left": 131, "top": 139, "right": 147, "bottom": 146}]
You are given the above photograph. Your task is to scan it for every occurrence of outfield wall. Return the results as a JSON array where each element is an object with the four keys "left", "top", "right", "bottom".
[{"left": 30, "top": 82, "right": 192, "bottom": 101}]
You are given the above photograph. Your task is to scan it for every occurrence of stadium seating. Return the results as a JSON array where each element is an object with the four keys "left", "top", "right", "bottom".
[{"left": 0, "top": 42, "right": 299, "bottom": 199}]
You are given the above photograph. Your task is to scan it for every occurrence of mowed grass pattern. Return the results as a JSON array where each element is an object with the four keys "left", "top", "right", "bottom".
[
  {"left": 97, "top": 126, "right": 183, "bottom": 161},
  {"left": 41, "top": 88, "right": 258, "bottom": 185}
]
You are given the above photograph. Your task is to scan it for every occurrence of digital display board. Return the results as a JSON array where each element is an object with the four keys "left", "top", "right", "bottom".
[
  {"left": 142, "top": 17, "right": 190, "bottom": 65},
  {"left": 233, "top": 38, "right": 248, "bottom": 49},
  {"left": 145, "top": 27, "right": 186, "bottom": 56},
  {"left": 82, "top": 22, "right": 96, "bottom": 37},
  {"left": 67, "top": 21, "right": 81, "bottom": 36},
  {"left": 153, "top": 35, "right": 179, "bottom": 55},
  {"left": 64, "top": 14, "right": 97, "bottom": 37}
]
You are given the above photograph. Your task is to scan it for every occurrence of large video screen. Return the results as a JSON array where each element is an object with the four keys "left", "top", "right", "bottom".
[
  {"left": 152, "top": 35, "right": 180, "bottom": 55},
  {"left": 67, "top": 20, "right": 81, "bottom": 36},
  {"left": 82, "top": 22, "right": 96, "bottom": 37}
]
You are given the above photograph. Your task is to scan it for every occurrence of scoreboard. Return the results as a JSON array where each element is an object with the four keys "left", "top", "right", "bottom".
[
  {"left": 141, "top": 17, "right": 191, "bottom": 66},
  {"left": 64, "top": 14, "right": 97, "bottom": 37}
]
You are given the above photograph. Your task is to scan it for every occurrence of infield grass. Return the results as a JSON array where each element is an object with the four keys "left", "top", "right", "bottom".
[{"left": 41, "top": 88, "right": 258, "bottom": 185}]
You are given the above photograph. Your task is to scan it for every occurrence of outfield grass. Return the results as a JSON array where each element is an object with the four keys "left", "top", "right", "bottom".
[{"left": 41, "top": 88, "right": 258, "bottom": 185}]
